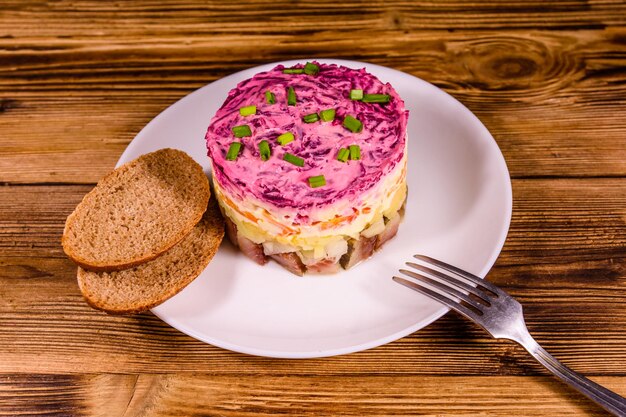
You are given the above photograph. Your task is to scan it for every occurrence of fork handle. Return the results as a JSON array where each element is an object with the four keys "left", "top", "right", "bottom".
[{"left": 520, "top": 337, "right": 626, "bottom": 416}]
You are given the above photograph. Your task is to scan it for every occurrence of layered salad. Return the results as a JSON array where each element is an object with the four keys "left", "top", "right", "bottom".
[{"left": 205, "top": 62, "right": 408, "bottom": 275}]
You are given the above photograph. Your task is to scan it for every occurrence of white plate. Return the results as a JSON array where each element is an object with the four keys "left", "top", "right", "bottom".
[{"left": 118, "top": 59, "right": 512, "bottom": 358}]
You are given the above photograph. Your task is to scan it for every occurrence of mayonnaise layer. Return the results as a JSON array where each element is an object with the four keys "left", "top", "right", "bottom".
[{"left": 213, "top": 149, "right": 407, "bottom": 257}]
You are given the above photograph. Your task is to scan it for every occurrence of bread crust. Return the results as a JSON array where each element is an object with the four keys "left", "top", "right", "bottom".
[
  {"left": 62, "top": 148, "right": 210, "bottom": 271},
  {"left": 77, "top": 197, "right": 224, "bottom": 315}
]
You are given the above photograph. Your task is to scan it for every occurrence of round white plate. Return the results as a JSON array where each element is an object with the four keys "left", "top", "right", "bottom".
[{"left": 118, "top": 59, "right": 512, "bottom": 358}]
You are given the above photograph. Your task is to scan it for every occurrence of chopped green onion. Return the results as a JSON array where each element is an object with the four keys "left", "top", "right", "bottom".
[
  {"left": 349, "top": 144, "right": 361, "bottom": 160},
  {"left": 226, "top": 142, "right": 242, "bottom": 161},
  {"left": 308, "top": 175, "right": 326, "bottom": 188},
  {"left": 239, "top": 105, "right": 257, "bottom": 116},
  {"left": 258, "top": 140, "right": 271, "bottom": 161},
  {"left": 283, "top": 152, "right": 304, "bottom": 167},
  {"left": 232, "top": 124, "right": 252, "bottom": 138},
  {"left": 303, "top": 113, "right": 320, "bottom": 123},
  {"left": 287, "top": 86, "right": 296, "bottom": 106},
  {"left": 320, "top": 108, "right": 336, "bottom": 122},
  {"left": 350, "top": 89, "right": 363, "bottom": 100},
  {"left": 304, "top": 62, "right": 320, "bottom": 75},
  {"left": 362, "top": 94, "right": 391, "bottom": 103},
  {"left": 265, "top": 90, "right": 276, "bottom": 104},
  {"left": 343, "top": 115, "right": 363, "bottom": 133},
  {"left": 283, "top": 68, "right": 304, "bottom": 74},
  {"left": 336, "top": 148, "right": 350, "bottom": 162},
  {"left": 276, "top": 132, "right": 295, "bottom": 146}
]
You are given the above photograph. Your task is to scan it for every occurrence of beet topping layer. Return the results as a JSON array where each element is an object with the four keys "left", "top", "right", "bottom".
[{"left": 205, "top": 62, "right": 408, "bottom": 210}]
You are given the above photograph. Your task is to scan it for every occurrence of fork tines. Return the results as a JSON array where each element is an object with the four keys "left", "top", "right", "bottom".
[
  {"left": 393, "top": 254, "right": 500, "bottom": 320},
  {"left": 412, "top": 255, "right": 502, "bottom": 296}
]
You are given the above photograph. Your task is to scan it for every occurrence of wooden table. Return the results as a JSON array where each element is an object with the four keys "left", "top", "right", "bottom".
[{"left": 2, "top": 1, "right": 625, "bottom": 416}]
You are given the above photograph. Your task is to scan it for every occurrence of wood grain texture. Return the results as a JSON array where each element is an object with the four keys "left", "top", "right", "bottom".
[
  {"left": 0, "top": 180, "right": 623, "bottom": 375},
  {"left": 1, "top": 0, "right": 625, "bottom": 35},
  {"left": 2, "top": 29, "right": 626, "bottom": 182},
  {"left": 1, "top": 374, "right": 625, "bottom": 417},
  {"left": 2, "top": 1, "right": 626, "bottom": 416}
]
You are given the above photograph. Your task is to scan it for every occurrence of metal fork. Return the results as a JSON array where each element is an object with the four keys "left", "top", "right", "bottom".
[{"left": 393, "top": 254, "right": 626, "bottom": 417}]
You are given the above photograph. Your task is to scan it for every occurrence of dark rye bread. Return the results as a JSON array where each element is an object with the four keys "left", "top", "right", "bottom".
[
  {"left": 62, "top": 148, "right": 210, "bottom": 271},
  {"left": 77, "top": 198, "right": 224, "bottom": 315}
]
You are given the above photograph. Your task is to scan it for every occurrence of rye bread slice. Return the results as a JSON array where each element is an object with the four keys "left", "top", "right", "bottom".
[
  {"left": 62, "top": 148, "right": 210, "bottom": 271},
  {"left": 77, "top": 197, "right": 224, "bottom": 315}
]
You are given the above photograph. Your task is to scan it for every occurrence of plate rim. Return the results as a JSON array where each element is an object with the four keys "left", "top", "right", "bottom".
[{"left": 119, "top": 58, "right": 513, "bottom": 358}]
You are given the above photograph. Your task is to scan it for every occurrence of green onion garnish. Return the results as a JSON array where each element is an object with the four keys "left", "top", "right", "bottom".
[
  {"left": 303, "top": 113, "right": 320, "bottom": 123},
  {"left": 239, "top": 105, "right": 257, "bottom": 116},
  {"left": 308, "top": 175, "right": 326, "bottom": 188},
  {"left": 320, "top": 108, "right": 336, "bottom": 122},
  {"left": 336, "top": 148, "right": 350, "bottom": 162},
  {"left": 283, "top": 152, "right": 304, "bottom": 167},
  {"left": 349, "top": 144, "right": 361, "bottom": 160},
  {"left": 226, "top": 142, "right": 242, "bottom": 161},
  {"left": 304, "top": 62, "right": 320, "bottom": 75},
  {"left": 350, "top": 89, "right": 363, "bottom": 100},
  {"left": 283, "top": 68, "right": 304, "bottom": 74},
  {"left": 258, "top": 140, "right": 271, "bottom": 161},
  {"left": 362, "top": 94, "right": 391, "bottom": 103},
  {"left": 232, "top": 124, "right": 252, "bottom": 138},
  {"left": 265, "top": 90, "right": 276, "bottom": 104},
  {"left": 276, "top": 132, "right": 295, "bottom": 146},
  {"left": 343, "top": 115, "right": 363, "bottom": 133},
  {"left": 287, "top": 87, "right": 296, "bottom": 106}
]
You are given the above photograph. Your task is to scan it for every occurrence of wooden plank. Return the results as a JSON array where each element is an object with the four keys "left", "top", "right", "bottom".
[
  {"left": 1, "top": 255, "right": 624, "bottom": 375},
  {"left": 1, "top": 0, "right": 625, "bottom": 36},
  {"left": 1, "top": 374, "right": 625, "bottom": 416},
  {"left": 503, "top": 178, "right": 626, "bottom": 264},
  {"left": 1, "top": 29, "right": 626, "bottom": 182},
  {"left": 0, "top": 180, "right": 624, "bottom": 374},
  {"left": 0, "top": 374, "right": 135, "bottom": 417}
]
